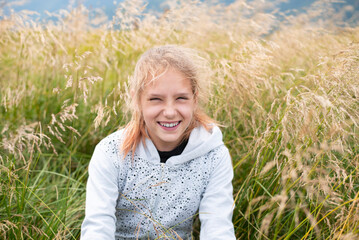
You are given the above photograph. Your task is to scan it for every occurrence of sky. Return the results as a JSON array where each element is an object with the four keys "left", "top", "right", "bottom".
[
  {"left": 1, "top": 0, "right": 317, "bottom": 16},
  {"left": 1, "top": 0, "right": 357, "bottom": 21}
]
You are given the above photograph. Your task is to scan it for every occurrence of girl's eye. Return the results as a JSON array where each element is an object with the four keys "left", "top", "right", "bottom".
[
  {"left": 177, "top": 97, "right": 188, "bottom": 100},
  {"left": 149, "top": 98, "right": 161, "bottom": 101}
]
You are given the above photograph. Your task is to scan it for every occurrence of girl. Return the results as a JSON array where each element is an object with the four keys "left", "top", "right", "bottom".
[{"left": 81, "top": 45, "right": 235, "bottom": 239}]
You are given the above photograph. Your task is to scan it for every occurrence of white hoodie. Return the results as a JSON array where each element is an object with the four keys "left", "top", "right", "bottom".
[{"left": 81, "top": 125, "right": 235, "bottom": 239}]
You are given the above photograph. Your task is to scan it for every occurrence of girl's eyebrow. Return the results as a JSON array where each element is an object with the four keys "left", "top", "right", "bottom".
[
  {"left": 147, "top": 92, "right": 192, "bottom": 97},
  {"left": 175, "top": 92, "right": 192, "bottom": 97},
  {"left": 147, "top": 93, "right": 164, "bottom": 98}
]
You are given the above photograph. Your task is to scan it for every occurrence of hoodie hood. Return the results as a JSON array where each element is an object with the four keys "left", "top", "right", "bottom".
[{"left": 136, "top": 125, "right": 224, "bottom": 166}]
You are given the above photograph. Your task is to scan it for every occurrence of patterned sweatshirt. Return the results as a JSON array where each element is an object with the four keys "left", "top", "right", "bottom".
[{"left": 81, "top": 125, "right": 235, "bottom": 239}]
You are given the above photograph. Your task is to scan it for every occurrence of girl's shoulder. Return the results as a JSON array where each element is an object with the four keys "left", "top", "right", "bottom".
[{"left": 95, "top": 128, "right": 126, "bottom": 158}]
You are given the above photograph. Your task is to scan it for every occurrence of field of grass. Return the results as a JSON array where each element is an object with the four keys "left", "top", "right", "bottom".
[{"left": 0, "top": 0, "right": 358, "bottom": 239}]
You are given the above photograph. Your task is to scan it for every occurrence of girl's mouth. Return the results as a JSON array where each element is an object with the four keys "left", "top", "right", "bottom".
[{"left": 158, "top": 121, "right": 181, "bottom": 128}]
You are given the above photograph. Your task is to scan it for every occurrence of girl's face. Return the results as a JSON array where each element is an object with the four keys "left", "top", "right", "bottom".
[{"left": 140, "top": 68, "right": 196, "bottom": 151}]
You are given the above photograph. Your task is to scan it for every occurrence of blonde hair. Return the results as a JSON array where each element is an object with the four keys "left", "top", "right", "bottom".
[{"left": 122, "top": 45, "right": 216, "bottom": 157}]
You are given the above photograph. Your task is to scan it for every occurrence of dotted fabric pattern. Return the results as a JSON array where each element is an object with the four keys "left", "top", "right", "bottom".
[{"left": 97, "top": 130, "right": 227, "bottom": 240}]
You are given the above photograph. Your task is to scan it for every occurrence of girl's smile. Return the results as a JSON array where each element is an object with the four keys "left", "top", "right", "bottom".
[
  {"left": 158, "top": 121, "right": 181, "bottom": 129},
  {"left": 140, "top": 68, "right": 196, "bottom": 151}
]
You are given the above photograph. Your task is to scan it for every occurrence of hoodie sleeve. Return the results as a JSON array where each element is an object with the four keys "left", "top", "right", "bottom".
[
  {"left": 81, "top": 144, "right": 118, "bottom": 240},
  {"left": 199, "top": 146, "right": 236, "bottom": 240}
]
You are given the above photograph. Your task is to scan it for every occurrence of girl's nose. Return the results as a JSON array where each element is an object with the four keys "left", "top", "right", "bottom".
[{"left": 163, "top": 103, "right": 176, "bottom": 118}]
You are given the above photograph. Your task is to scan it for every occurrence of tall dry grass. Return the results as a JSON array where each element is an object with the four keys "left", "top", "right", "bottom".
[{"left": 0, "top": 0, "right": 358, "bottom": 239}]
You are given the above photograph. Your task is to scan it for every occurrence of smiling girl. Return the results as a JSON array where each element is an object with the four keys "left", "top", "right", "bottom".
[{"left": 81, "top": 45, "right": 235, "bottom": 239}]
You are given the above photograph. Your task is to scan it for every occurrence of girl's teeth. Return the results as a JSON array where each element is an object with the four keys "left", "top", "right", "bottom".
[{"left": 160, "top": 122, "right": 179, "bottom": 127}]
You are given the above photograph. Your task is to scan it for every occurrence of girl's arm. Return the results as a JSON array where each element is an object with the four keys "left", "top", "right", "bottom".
[
  {"left": 199, "top": 146, "right": 236, "bottom": 239},
  {"left": 81, "top": 145, "right": 118, "bottom": 240}
]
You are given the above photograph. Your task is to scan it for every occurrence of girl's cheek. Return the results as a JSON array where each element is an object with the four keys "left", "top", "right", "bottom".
[
  {"left": 178, "top": 103, "right": 196, "bottom": 113},
  {"left": 144, "top": 104, "right": 162, "bottom": 115}
]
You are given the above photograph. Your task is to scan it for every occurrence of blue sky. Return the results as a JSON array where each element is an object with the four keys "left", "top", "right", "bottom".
[
  {"left": 2, "top": 0, "right": 357, "bottom": 20},
  {"left": 2, "top": 0, "right": 317, "bottom": 17}
]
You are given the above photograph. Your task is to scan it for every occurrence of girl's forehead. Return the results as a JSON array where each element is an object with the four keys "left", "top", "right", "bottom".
[
  {"left": 143, "top": 67, "right": 188, "bottom": 86},
  {"left": 140, "top": 68, "right": 194, "bottom": 94}
]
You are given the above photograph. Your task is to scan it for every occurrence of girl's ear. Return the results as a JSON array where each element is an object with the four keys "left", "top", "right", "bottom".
[
  {"left": 193, "top": 90, "right": 199, "bottom": 103},
  {"left": 193, "top": 93, "right": 199, "bottom": 110}
]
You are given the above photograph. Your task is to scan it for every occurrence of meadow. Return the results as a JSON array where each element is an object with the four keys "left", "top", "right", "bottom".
[{"left": 0, "top": 0, "right": 358, "bottom": 239}]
